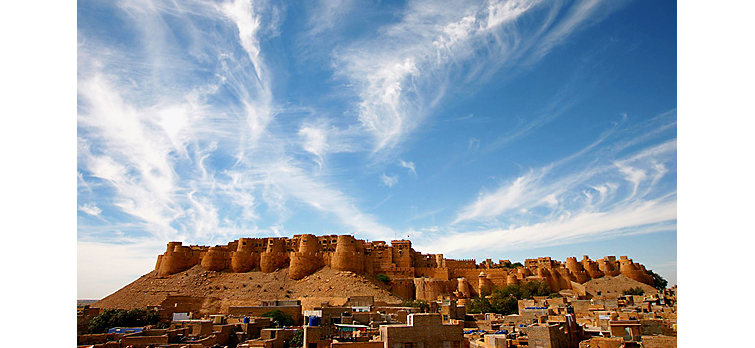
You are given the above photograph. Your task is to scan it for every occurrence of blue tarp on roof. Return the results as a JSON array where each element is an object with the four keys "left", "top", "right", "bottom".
[{"left": 108, "top": 327, "right": 143, "bottom": 334}]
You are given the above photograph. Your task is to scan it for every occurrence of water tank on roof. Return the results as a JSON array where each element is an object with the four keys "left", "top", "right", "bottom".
[{"left": 308, "top": 316, "right": 320, "bottom": 327}]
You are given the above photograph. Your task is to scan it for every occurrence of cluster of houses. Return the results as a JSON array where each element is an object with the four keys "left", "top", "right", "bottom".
[{"left": 77, "top": 286, "right": 676, "bottom": 348}]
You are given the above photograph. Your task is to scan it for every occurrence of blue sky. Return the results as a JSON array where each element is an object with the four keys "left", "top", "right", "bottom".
[{"left": 76, "top": 0, "right": 677, "bottom": 299}]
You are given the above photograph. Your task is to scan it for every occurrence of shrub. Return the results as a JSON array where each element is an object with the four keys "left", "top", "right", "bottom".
[
  {"left": 262, "top": 309, "right": 295, "bottom": 327},
  {"left": 289, "top": 329, "right": 304, "bottom": 347},
  {"left": 466, "top": 296, "right": 494, "bottom": 314},
  {"left": 648, "top": 270, "right": 668, "bottom": 290},
  {"left": 87, "top": 308, "right": 161, "bottom": 334},
  {"left": 622, "top": 286, "right": 645, "bottom": 296},
  {"left": 498, "top": 261, "right": 524, "bottom": 269},
  {"left": 465, "top": 281, "right": 555, "bottom": 315},
  {"left": 376, "top": 274, "right": 391, "bottom": 283}
]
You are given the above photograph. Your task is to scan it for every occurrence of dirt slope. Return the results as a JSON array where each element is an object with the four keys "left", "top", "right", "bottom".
[
  {"left": 583, "top": 275, "right": 658, "bottom": 298},
  {"left": 93, "top": 265, "right": 403, "bottom": 311}
]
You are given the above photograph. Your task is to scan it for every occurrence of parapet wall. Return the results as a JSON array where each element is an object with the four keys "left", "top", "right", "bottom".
[{"left": 153, "top": 235, "right": 656, "bottom": 296}]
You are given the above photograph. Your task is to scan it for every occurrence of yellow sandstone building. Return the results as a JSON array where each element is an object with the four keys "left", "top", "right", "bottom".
[{"left": 154, "top": 234, "right": 655, "bottom": 301}]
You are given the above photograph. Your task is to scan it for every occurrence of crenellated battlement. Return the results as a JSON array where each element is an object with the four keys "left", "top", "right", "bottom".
[{"left": 153, "top": 234, "right": 656, "bottom": 300}]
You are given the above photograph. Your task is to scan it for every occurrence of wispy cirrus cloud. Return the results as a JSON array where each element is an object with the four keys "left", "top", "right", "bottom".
[
  {"left": 78, "top": 204, "right": 102, "bottom": 216},
  {"left": 333, "top": 0, "right": 626, "bottom": 156},
  {"left": 78, "top": 0, "right": 397, "bottom": 248},
  {"left": 381, "top": 173, "right": 399, "bottom": 188},
  {"left": 424, "top": 198, "right": 676, "bottom": 255},
  {"left": 399, "top": 159, "right": 417, "bottom": 176},
  {"left": 420, "top": 110, "right": 676, "bottom": 255},
  {"left": 77, "top": 0, "right": 675, "bottom": 299}
]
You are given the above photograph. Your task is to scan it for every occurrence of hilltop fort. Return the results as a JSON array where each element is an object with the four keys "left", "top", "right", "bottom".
[
  {"left": 154, "top": 234, "right": 655, "bottom": 301},
  {"left": 86, "top": 233, "right": 671, "bottom": 347}
]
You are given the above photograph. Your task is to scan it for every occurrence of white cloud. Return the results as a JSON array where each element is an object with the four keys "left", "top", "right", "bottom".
[
  {"left": 444, "top": 115, "right": 676, "bottom": 253},
  {"left": 333, "top": 0, "right": 624, "bottom": 156},
  {"left": 305, "top": 0, "right": 355, "bottom": 37},
  {"left": 399, "top": 159, "right": 417, "bottom": 176},
  {"left": 423, "top": 199, "right": 677, "bottom": 255},
  {"left": 260, "top": 163, "right": 395, "bottom": 241},
  {"left": 299, "top": 124, "right": 329, "bottom": 168},
  {"left": 78, "top": 204, "right": 102, "bottom": 216},
  {"left": 381, "top": 173, "right": 399, "bottom": 188},
  {"left": 454, "top": 173, "right": 538, "bottom": 223}
]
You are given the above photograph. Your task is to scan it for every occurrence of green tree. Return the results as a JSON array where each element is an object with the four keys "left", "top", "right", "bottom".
[
  {"left": 262, "top": 309, "right": 295, "bottom": 327},
  {"left": 499, "top": 261, "right": 524, "bottom": 269},
  {"left": 87, "top": 308, "right": 161, "bottom": 334},
  {"left": 465, "top": 281, "right": 555, "bottom": 315},
  {"left": 648, "top": 270, "right": 668, "bottom": 290},
  {"left": 465, "top": 296, "right": 493, "bottom": 314},
  {"left": 376, "top": 274, "right": 391, "bottom": 284},
  {"left": 622, "top": 287, "right": 645, "bottom": 296},
  {"left": 489, "top": 293, "right": 518, "bottom": 315},
  {"left": 289, "top": 329, "right": 304, "bottom": 348}
]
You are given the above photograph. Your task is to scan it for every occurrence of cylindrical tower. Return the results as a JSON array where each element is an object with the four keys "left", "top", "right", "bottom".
[
  {"left": 478, "top": 272, "right": 493, "bottom": 296},
  {"left": 598, "top": 258, "right": 620, "bottom": 277},
  {"left": 566, "top": 257, "right": 590, "bottom": 283},
  {"left": 289, "top": 234, "right": 324, "bottom": 280},
  {"left": 331, "top": 235, "right": 364, "bottom": 273},
  {"left": 201, "top": 246, "right": 228, "bottom": 272},
  {"left": 231, "top": 238, "right": 257, "bottom": 273},
  {"left": 619, "top": 257, "right": 654, "bottom": 285},
  {"left": 260, "top": 238, "right": 288, "bottom": 273},
  {"left": 582, "top": 256, "right": 604, "bottom": 279},
  {"left": 157, "top": 242, "right": 189, "bottom": 277},
  {"left": 457, "top": 277, "right": 472, "bottom": 298}
]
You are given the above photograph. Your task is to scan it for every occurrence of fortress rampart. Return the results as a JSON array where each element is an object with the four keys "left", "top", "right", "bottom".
[{"left": 154, "top": 234, "right": 656, "bottom": 300}]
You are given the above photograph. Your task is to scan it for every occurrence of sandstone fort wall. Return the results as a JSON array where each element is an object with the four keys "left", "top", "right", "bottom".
[{"left": 154, "top": 234, "right": 656, "bottom": 300}]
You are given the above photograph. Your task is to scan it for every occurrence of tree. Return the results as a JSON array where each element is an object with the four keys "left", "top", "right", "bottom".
[
  {"left": 648, "top": 270, "right": 668, "bottom": 290},
  {"left": 87, "top": 308, "right": 161, "bottom": 334},
  {"left": 376, "top": 274, "right": 391, "bottom": 284},
  {"left": 262, "top": 309, "right": 295, "bottom": 327},
  {"left": 465, "top": 281, "right": 555, "bottom": 316},
  {"left": 466, "top": 296, "right": 493, "bottom": 314},
  {"left": 289, "top": 329, "right": 304, "bottom": 348},
  {"left": 622, "top": 286, "right": 645, "bottom": 296},
  {"left": 488, "top": 293, "right": 518, "bottom": 315},
  {"left": 500, "top": 261, "right": 524, "bottom": 269}
]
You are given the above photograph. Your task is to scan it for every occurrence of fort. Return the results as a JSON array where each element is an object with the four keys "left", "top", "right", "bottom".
[{"left": 155, "top": 234, "right": 655, "bottom": 301}]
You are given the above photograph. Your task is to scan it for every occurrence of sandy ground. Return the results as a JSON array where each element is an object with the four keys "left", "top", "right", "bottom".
[
  {"left": 93, "top": 265, "right": 658, "bottom": 311},
  {"left": 582, "top": 274, "right": 658, "bottom": 298},
  {"left": 93, "top": 265, "right": 403, "bottom": 311}
]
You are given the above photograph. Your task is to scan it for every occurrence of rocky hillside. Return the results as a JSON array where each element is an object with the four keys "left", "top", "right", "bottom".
[
  {"left": 93, "top": 265, "right": 403, "bottom": 312},
  {"left": 582, "top": 274, "right": 658, "bottom": 298}
]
